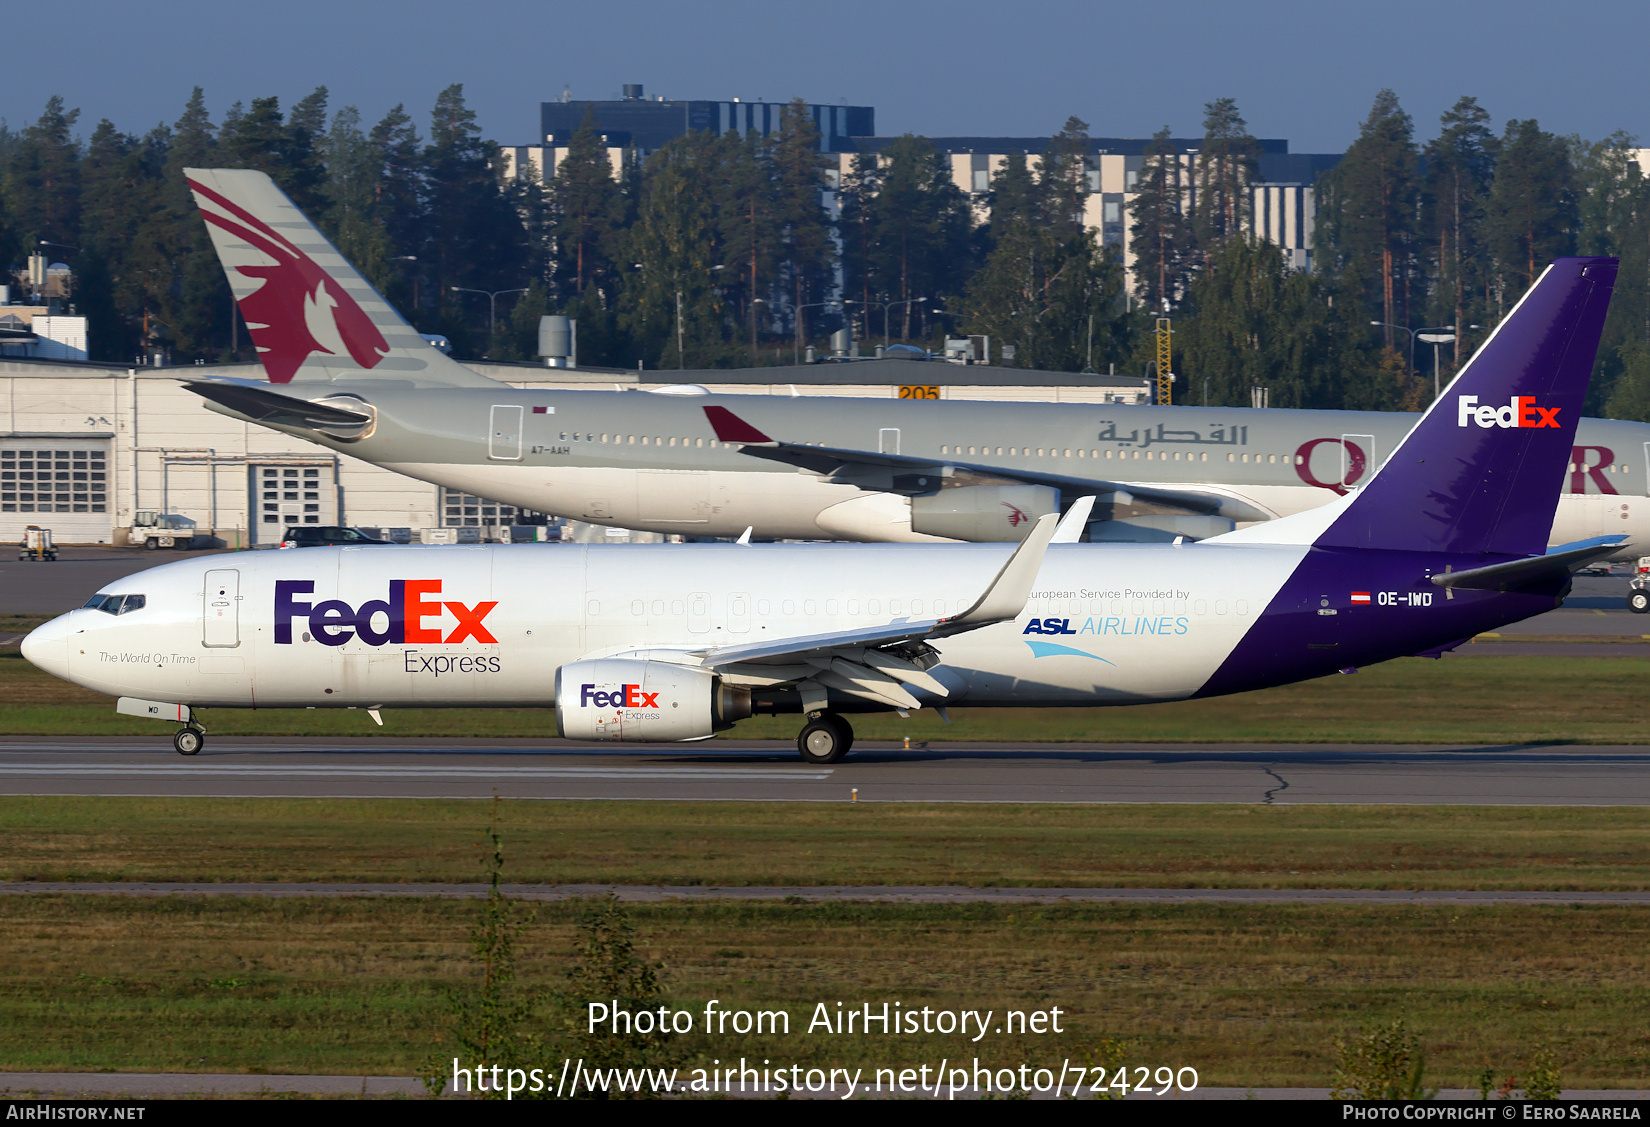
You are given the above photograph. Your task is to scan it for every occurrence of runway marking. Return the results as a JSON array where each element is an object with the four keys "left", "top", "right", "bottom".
[{"left": 0, "top": 765, "right": 832, "bottom": 781}]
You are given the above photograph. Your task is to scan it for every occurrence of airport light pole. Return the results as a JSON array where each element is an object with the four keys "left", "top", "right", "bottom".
[
  {"left": 884, "top": 296, "right": 927, "bottom": 344},
  {"left": 1417, "top": 328, "right": 1458, "bottom": 401},
  {"left": 794, "top": 299, "right": 842, "bottom": 365},
  {"left": 452, "top": 287, "right": 528, "bottom": 347}
]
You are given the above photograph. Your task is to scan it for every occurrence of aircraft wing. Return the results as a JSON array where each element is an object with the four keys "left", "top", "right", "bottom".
[
  {"left": 606, "top": 513, "right": 1058, "bottom": 712},
  {"left": 182, "top": 378, "right": 375, "bottom": 438},
  {"left": 702, "top": 405, "right": 1270, "bottom": 523}
]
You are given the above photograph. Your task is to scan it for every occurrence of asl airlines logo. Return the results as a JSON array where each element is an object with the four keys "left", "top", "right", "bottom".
[
  {"left": 188, "top": 178, "right": 389, "bottom": 383},
  {"left": 580, "top": 684, "right": 661, "bottom": 709},
  {"left": 1456, "top": 395, "right": 1561, "bottom": 429},
  {"left": 275, "top": 580, "right": 497, "bottom": 647}
]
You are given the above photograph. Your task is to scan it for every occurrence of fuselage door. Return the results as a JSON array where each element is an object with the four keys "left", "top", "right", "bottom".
[
  {"left": 202, "top": 568, "right": 241, "bottom": 648},
  {"left": 880, "top": 428, "right": 901, "bottom": 455},
  {"left": 728, "top": 592, "right": 750, "bottom": 634},
  {"left": 688, "top": 592, "right": 711, "bottom": 634},
  {"left": 490, "top": 405, "right": 524, "bottom": 461},
  {"left": 1642, "top": 442, "right": 1649, "bottom": 497}
]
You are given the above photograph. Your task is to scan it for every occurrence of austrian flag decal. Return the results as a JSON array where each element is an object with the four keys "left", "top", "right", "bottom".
[{"left": 1350, "top": 592, "right": 1372, "bottom": 605}]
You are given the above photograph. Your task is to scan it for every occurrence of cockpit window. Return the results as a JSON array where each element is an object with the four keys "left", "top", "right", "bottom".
[{"left": 83, "top": 593, "right": 145, "bottom": 615}]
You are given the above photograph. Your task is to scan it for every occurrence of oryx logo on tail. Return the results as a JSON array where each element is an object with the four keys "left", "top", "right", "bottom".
[{"left": 187, "top": 178, "right": 388, "bottom": 383}]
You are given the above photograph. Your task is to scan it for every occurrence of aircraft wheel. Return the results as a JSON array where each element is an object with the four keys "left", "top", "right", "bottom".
[
  {"left": 144, "top": 537, "right": 159, "bottom": 550},
  {"left": 1630, "top": 590, "right": 1650, "bottom": 614},
  {"left": 173, "top": 728, "right": 204, "bottom": 756},
  {"left": 797, "top": 714, "right": 853, "bottom": 765}
]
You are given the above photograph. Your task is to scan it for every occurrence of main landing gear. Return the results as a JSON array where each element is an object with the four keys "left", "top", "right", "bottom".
[
  {"left": 797, "top": 712, "right": 853, "bottom": 765},
  {"left": 173, "top": 724, "right": 205, "bottom": 756}
]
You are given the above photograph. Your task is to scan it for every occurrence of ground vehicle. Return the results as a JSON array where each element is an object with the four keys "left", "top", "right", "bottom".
[
  {"left": 1629, "top": 557, "right": 1650, "bottom": 613},
  {"left": 18, "top": 526, "right": 57, "bottom": 561},
  {"left": 278, "top": 526, "right": 393, "bottom": 549},
  {"left": 131, "top": 512, "right": 201, "bottom": 550}
]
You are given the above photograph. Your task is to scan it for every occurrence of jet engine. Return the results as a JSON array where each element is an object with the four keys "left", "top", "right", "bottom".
[
  {"left": 554, "top": 658, "right": 751, "bottom": 741},
  {"left": 909, "top": 485, "right": 1061, "bottom": 542}
]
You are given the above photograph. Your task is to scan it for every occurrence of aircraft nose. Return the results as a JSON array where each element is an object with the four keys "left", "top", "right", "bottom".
[{"left": 20, "top": 614, "right": 74, "bottom": 679}]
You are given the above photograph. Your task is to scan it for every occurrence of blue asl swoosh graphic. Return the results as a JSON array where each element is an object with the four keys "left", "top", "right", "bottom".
[{"left": 1024, "top": 640, "right": 1115, "bottom": 664}]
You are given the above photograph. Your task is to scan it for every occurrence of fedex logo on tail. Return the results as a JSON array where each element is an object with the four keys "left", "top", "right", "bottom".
[
  {"left": 1456, "top": 396, "right": 1561, "bottom": 429},
  {"left": 580, "top": 684, "right": 660, "bottom": 709},
  {"left": 275, "top": 579, "right": 497, "bottom": 647}
]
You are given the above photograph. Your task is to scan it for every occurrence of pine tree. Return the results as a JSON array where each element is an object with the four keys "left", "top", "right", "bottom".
[
  {"left": 320, "top": 106, "right": 395, "bottom": 295},
  {"left": 367, "top": 103, "right": 426, "bottom": 316},
  {"left": 1484, "top": 118, "right": 1577, "bottom": 303},
  {"left": 1042, "top": 116, "right": 1092, "bottom": 239},
  {"left": 858, "top": 134, "right": 970, "bottom": 341},
  {"left": 5, "top": 96, "right": 82, "bottom": 257},
  {"left": 547, "top": 109, "right": 619, "bottom": 300},
  {"left": 709, "top": 130, "right": 778, "bottom": 363},
  {"left": 1420, "top": 96, "right": 1498, "bottom": 369},
  {"left": 836, "top": 150, "right": 880, "bottom": 339},
  {"left": 1177, "top": 236, "right": 1405, "bottom": 411},
  {"left": 769, "top": 100, "right": 835, "bottom": 350},
  {"left": 1315, "top": 90, "right": 1420, "bottom": 354},
  {"left": 423, "top": 84, "right": 532, "bottom": 357},
  {"left": 141, "top": 87, "right": 224, "bottom": 360},
  {"left": 1193, "top": 98, "right": 1260, "bottom": 259},
  {"left": 1128, "top": 127, "right": 1193, "bottom": 313},
  {"left": 620, "top": 133, "right": 728, "bottom": 368}
]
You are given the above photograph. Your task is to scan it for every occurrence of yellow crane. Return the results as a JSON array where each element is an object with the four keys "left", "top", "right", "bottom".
[{"left": 1155, "top": 317, "right": 1173, "bottom": 405}]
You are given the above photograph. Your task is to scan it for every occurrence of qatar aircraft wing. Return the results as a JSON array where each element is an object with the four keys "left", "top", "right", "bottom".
[{"left": 701, "top": 405, "right": 1272, "bottom": 523}]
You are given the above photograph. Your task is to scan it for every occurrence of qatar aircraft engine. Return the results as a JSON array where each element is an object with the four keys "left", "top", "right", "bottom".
[
  {"left": 178, "top": 168, "right": 1650, "bottom": 556},
  {"left": 24, "top": 258, "right": 1622, "bottom": 763}
]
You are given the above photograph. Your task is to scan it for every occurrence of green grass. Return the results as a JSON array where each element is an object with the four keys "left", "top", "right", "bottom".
[
  {"left": 0, "top": 896, "right": 1643, "bottom": 1088},
  {"left": 6, "top": 648, "right": 1650, "bottom": 743},
  {"left": 6, "top": 797, "right": 1650, "bottom": 889}
]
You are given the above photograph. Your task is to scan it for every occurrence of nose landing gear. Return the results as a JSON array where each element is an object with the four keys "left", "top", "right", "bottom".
[
  {"left": 797, "top": 712, "right": 853, "bottom": 764},
  {"left": 173, "top": 725, "right": 205, "bottom": 756}
]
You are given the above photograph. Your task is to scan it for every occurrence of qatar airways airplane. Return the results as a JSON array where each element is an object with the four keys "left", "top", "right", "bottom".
[
  {"left": 177, "top": 169, "right": 1650, "bottom": 555},
  {"left": 24, "top": 258, "right": 1623, "bottom": 762}
]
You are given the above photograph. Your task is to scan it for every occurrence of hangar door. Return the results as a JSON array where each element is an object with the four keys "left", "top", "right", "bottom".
[
  {"left": 0, "top": 439, "right": 112, "bottom": 543},
  {"left": 249, "top": 463, "right": 338, "bottom": 545}
]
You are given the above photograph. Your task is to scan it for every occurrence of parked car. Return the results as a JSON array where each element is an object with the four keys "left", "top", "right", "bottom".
[{"left": 278, "top": 526, "right": 393, "bottom": 548}]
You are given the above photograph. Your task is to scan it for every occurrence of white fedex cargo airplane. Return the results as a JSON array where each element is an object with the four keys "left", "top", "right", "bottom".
[
  {"left": 178, "top": 169, "right": 1650, "bottom": 554},
  {"left": 24, "top": 258, "right": 1624, "bottom": 762}
]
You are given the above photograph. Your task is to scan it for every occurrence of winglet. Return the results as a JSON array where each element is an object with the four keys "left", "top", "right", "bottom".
[
  {"left": 703, "top": 405, "right": 774, "bottom": 444},
  {"left": 1050, "top": 496, "right": 1097, "bottom": 543},
  {"left": 945, "top": 512, "right": 1059, "bottom": 626}
]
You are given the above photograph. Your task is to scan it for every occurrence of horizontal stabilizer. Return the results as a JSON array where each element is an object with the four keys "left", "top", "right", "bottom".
[
  {"left": 1432, "top": 535, "right": 1628, "bottom": 592},
  {"left": 183, "top": 379, "right": 374, "bottom": 437}
]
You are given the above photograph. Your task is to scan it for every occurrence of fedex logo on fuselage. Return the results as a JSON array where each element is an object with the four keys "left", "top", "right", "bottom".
[
  {"left": 274, "top": 579, "right": 497, "bottom": 647},
  {"left": 581, "top": 683, "right": 660, "bottom": 709},
  {"left": 1456, "top": 395, "right": 1561, "bottom": 429}
]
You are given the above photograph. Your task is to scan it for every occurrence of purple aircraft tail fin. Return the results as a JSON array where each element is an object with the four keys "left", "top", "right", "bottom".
[{"left": 1318, "top": 257, "right": 1617, "bottom": 557}]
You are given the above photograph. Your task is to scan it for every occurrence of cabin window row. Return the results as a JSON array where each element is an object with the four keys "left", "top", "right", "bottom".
[
  {"left": 559, "top": 433, "right": 731, "bottom": 447},
  {"left": 604, "top": 597, "right": 955, "bottom": 618}
]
